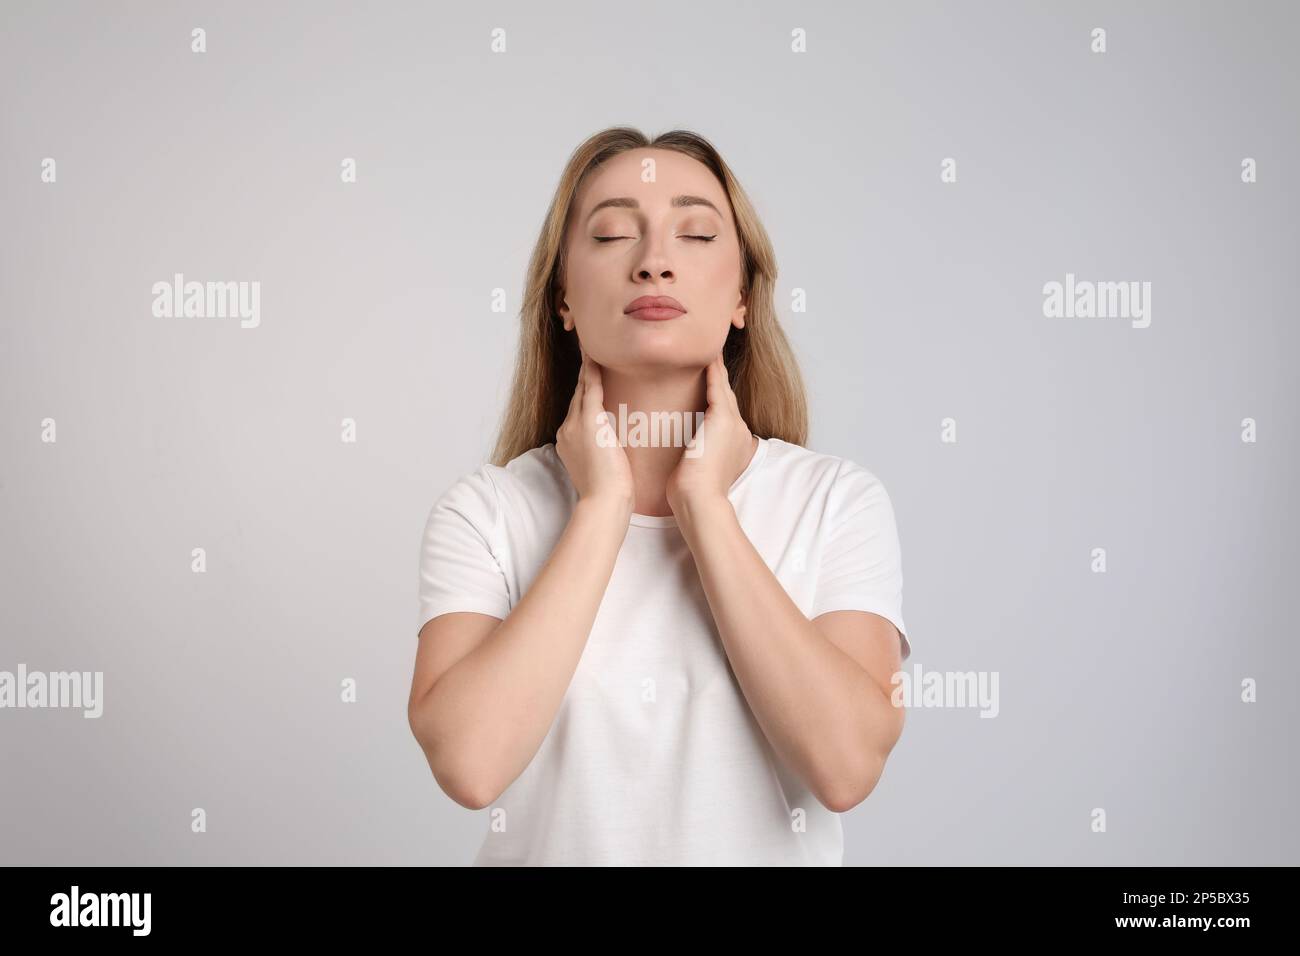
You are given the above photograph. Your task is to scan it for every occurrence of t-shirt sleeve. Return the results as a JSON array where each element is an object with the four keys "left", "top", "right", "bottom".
[
  {"left": 811, "top": 460, "right": 911, "bottom": 660},
  {"left": 417, "top": 467, "right": 512, "bottom": 635}
]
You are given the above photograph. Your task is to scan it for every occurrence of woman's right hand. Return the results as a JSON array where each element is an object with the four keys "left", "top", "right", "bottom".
[{"left": 555, "top": 352, "right": 635, "bottom": 516}]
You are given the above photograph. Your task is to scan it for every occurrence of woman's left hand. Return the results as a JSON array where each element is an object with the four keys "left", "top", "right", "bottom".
[{"left": 666, "top": 353, "right": 757, "bottom": 514}]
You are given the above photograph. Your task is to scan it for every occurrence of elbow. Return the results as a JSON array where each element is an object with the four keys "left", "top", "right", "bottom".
[
  {"left": 436, "top": 767, "right": 497, "bottom": 812},
  {"left": 408, "top": 698, "right": 498, "bottom": 811},
  {"left": 816, "top": 752, "right": 888, "bottom": 814},
  {"left": 416, "top": 737, "right": 500, "bottom": 811},
  {"left": 819, "top": 698, "right": 908, "bottom": 812},
  {"left": 817, "top": 780, "right": 875, "bottom": 815}
]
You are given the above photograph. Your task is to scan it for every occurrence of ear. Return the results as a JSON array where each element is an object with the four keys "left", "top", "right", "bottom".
[
  {"left": 557, "top": 298, "right": 574, "bottom": 332},
  {"left": 732, "top": 290, "right": 747, "bottom": 330}
]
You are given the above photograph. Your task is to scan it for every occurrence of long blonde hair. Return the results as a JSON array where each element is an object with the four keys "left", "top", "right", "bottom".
[{"left": 490, "top": 127, "right": 808, "bottom": 467}]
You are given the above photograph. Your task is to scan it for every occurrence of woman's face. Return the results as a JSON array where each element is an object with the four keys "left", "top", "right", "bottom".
[{"left": 558, "top": 148, "right": 747, "bottom": 373}]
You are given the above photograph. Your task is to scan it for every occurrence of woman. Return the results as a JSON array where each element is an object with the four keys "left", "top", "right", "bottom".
[{"left": 408, "top": 127, "right": 911, "bottom": 866}]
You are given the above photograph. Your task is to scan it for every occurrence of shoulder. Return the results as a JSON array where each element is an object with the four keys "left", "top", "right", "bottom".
[
  {"left": 428, "top": 443, "right": 569, "bottom": 524},
  {"left": 761, "top": 437, "right": 894, "bottom": 508},
  {"left": 490, "top": 443, "right": 571, "bottom": 510}
]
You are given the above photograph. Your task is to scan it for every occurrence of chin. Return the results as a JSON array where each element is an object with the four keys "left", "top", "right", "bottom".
[{"left": 605, "top": 348, "right": 707, "bottom": 374}]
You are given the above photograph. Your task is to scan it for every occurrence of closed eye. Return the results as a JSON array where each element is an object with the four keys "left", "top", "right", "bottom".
[{"left": 593, "top": 235, "right": 717, "bottom": 243}]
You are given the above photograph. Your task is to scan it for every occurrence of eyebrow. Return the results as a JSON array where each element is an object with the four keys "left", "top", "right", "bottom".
[{"left": 584, "top": 194, "right": 724, "bottom": 222}]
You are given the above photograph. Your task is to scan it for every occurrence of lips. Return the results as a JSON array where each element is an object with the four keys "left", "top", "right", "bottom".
[{"left": 624, "top": 295, "right": 686, "bottom": 321}]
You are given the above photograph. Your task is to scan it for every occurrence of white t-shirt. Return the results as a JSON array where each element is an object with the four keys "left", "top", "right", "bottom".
[{"left": 416, "top": 435, "right": 910, "bottom": 866}]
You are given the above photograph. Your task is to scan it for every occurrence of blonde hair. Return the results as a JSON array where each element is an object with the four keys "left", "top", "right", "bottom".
[{"left": 490, "top": 127, "right": 808, "bottom": 467}]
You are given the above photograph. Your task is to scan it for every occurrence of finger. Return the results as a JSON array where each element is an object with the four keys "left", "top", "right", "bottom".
[
  {"left": 585, "top": 357, "right": 607, "bottom": 427},
  {"left": 566, "top": 357, "right": 585, "bottom": 421},
  {"left": 705, "top": 354, "right": 728, "bottom": 410},
  {"left": 716, "top": 354, "right": 740, "bottom": 412}
]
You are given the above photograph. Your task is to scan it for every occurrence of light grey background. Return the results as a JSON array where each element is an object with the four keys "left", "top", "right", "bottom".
[{"left": 2, "top": 0, "right": 1296, "bottom": 865}]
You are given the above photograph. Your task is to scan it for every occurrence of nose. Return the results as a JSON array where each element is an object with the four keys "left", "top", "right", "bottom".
[{"left": 633, "top": 227, "right": 674, "bottom": 282}]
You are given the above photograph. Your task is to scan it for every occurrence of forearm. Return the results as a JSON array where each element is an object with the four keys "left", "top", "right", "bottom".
[
  {"left": 415, "top": 496, "right": 629, "bottom": 805},
  {"left": 674, "top": 495, "right": 900, "bottom": 809}
]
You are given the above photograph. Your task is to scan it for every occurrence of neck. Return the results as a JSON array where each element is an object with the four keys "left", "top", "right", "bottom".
[{"left": 598, "top": 365, "right": 706, "bottom": 517}]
